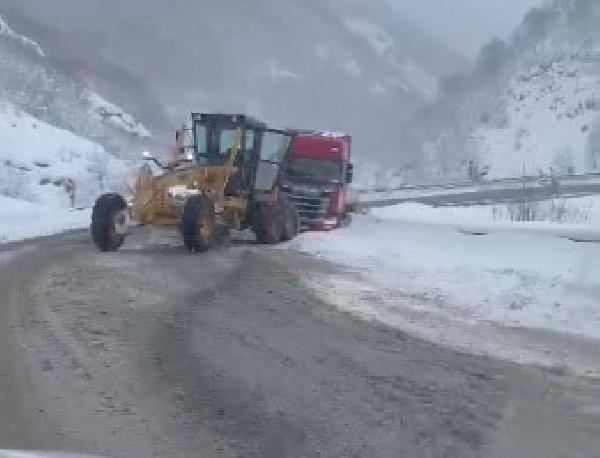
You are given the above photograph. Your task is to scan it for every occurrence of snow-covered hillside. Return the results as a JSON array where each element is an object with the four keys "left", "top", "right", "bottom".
[
  {"left": 0, "top": 11, "right": 151, "bottom": 157},
  {"left": 342, "top": 17, "right": 439, "bottom": 101},
  {"left": 0, "top": 7, "right": 43, "bottom": 56},
  {"left": 0, "top": 102, "right": 129, "bottom": 209},
  {"left": 404, "top": 0, "right": 600, "bottom": 182},
  {"left": 475, "top": 43, "right": 600, "bottom": 178},
  {"left": 0, "top": 10, "right": 145, "bottom": 235}
]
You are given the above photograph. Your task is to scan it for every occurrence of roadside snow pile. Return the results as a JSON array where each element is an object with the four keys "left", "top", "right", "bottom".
[
  {"left": 0, "top": 102, "right": 130, "bottom": 208},
  {"left": 289, "top": 201, "right": 600, "bottom": 366},
  {"left": 373, "top": 197, "right": 600, "bottom": 227},
  {"left": 0, "top": 195, "right": 90, "bottom": 243}
]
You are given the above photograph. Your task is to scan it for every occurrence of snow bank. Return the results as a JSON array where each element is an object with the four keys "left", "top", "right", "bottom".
[
  {"left": 0, "top": 196, "right": 90, "bottom": 243},
  {"left": 373, "top": 197, "right": 600, "bottom": 228},
  {"left": 288, "top": 202, "right": 600, "bottom": 369}
]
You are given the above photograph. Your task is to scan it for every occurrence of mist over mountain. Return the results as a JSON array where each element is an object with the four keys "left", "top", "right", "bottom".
[
  {"left": 402, "top": 0, "right": 600, "bottom": 182},
  {"left": 0, "top": 0, "right": 466, "bottom": 159}
]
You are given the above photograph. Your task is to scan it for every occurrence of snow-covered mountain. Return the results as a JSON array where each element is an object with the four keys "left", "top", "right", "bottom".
[
  {"left": 0, "top": 12, "right": 151, "bottom": 156},
  {"left": 403, "top": 0, "right": 600, "bottom": 181},
  {"left": 0, "top": 12, "right": 147, "bottom": 209},
  {"left": 0, "top": 0, "right": 466, "bottom": 161}
]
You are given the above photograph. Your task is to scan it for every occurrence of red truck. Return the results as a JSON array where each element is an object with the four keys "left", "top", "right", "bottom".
[{"left": 282, "top": 131, "right": 354, "bottom": 230}]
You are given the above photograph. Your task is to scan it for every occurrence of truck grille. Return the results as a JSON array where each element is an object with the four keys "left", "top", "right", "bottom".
[{"left": 288, "top": 191, "right": 330, "bottom": 225}]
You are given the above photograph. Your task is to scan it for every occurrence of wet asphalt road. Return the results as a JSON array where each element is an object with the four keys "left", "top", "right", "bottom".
[{"left": 1, "top": 229, "right": 599, "bottom": 458}]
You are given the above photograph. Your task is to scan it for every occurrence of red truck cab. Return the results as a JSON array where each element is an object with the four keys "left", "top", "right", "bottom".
[{"left": 282, "top": 131, "right": 353, "bottom": 230}]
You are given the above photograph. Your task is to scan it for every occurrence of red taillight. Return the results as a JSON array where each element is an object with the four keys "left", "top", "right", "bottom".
[{"left": 327, "top": 188, "right": 345, "bottom": 217}]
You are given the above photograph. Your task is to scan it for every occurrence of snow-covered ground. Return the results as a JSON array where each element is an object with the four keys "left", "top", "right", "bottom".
[
  {"left": 289, "top": 200, "right": 600, "bottom": 372},
  {"left": 0, "top": 195, "right": 90, "bottom": 243}
]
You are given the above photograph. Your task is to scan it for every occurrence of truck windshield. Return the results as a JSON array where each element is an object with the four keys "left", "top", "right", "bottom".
[{"left": 285, "top": 158, "right": 343, "bottom": 184}]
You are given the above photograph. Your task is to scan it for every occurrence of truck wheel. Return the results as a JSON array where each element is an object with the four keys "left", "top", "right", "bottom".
[
  {"left": 339, "top": 213, "right": 352, "bottom": 228},
  {"left": 181, "top": 195, "right": 216, "bottom": 252},
  {"left": 91, "top": 193, "right": 128, "bottom": 252},
  {"left": 253, "top": 202, "right": 283, "bottom": 244},
  {"left": 280, "top": 195, "right": 299, "bottom": 241}
]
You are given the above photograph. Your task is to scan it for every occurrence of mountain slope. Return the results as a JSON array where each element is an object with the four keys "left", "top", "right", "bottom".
[
  {"left": 0, "top": 101, "right": 129, "bottom": 208},
  {"left": 0, "top": 11, "right": 151, "bottom": 157},
  {"left": 0, "top": 0, "right": 467, "bottom": 160},
  {"left": 403, "top": 0, "right": 600, "bottom": 181}
]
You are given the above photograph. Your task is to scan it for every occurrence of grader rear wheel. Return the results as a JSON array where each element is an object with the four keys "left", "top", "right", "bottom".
[
  {"left": 280, "top": 194, "right": 299, "bottom": 241},
  {"left": 181, "top": 195, "right": 216, "bottom": 252},
  {"left": 253, "top": 201, "right": 283, "bottom": 244}
]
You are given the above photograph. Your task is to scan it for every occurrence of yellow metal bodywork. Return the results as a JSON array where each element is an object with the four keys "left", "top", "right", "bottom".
[{"left": 130, "top": 128, "right": 247, "bottom": 229}]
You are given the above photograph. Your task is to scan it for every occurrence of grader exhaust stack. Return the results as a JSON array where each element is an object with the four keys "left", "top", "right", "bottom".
[{"left": 91, "top": 113, "right": 299, "bottom": 252}]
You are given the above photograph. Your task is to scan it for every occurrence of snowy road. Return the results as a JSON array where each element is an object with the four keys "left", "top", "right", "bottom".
[{"left": 0, "top": 228, "right": 600, "bottom": 457}]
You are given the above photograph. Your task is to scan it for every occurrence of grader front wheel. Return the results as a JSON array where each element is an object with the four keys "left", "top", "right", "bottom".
[
  {"left": 181, "top": 195, "right": 216, "bottom": 252},
  {"left": 91, "top": 193, "right": 128, "bottom": 252}
]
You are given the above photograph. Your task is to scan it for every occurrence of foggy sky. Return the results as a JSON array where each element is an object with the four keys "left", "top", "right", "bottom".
[{"left": 388, "top": 0, "right": 546, "bottom": 57}]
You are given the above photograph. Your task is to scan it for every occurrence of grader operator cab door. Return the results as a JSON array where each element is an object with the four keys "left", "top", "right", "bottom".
[{"left": 253, "top": 129, "right": 292, "bottom": 192}]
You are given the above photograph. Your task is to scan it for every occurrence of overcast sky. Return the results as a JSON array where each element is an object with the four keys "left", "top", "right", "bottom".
[{"left": 389, "top": 0, "right": 546, "bottom": 57}]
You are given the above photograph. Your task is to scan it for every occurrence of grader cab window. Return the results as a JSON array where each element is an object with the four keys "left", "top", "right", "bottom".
[
  {"left": 245, "top": 129, "right": 255, "bottom": 152},
  {"left": 260, "top": 131, "right": 290, "bottom": 163},
  {"left": 194, "top": 125, "right": 208, "bottom": 157},
  {"left": 219, "top": 129, "right": 238, "bottom": 155},
  {"left": 193, "top": 122, "right": 242, "bottom": 165}
]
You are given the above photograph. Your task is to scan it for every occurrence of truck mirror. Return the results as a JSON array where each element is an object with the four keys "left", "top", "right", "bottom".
[{"left": 346, "top": 163, "right": 354, "bottom": 184}]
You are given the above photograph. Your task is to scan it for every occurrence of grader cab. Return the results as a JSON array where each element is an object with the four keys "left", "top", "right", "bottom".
[{"left": 91, "top": 113, "right": 299, "bottom": 252}]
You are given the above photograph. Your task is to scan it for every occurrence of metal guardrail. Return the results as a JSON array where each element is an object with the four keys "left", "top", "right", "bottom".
[{"left": 352, "top": 173, "right": 600, "bottom": 208}]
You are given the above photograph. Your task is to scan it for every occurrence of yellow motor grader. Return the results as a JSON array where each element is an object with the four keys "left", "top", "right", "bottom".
[{"left": 91, "top": 113, "right": 299, "bottom": 252}]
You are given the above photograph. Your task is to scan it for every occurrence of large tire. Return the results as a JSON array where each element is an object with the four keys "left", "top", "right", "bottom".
[
  {"left": 280, "top": 194, "right": 300, "bottom": 241},
  {"left": 181, "top": 195, "right": 216, "bottom": 252},
  {"left": 91, "top": 193, "right": 128, "bottom": 252},
  {"left": 253, "top": 201, "right": 283, "bottom": 244},
  {"left": 339, "top": 212, "right": 352, "bottom": 228}
]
